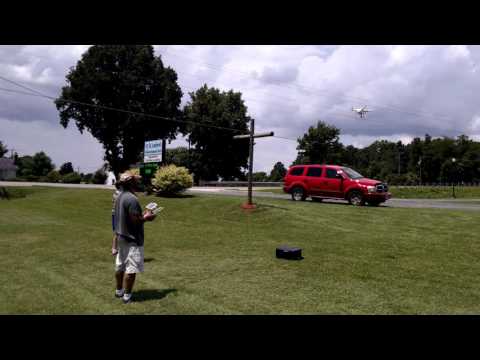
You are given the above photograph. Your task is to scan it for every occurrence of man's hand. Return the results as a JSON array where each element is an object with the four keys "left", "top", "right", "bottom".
[
  {"left": 143, "top": 209, "right": 156, "bottom": 222},
  {"left": 112, "top": 248, "right": 118, "bottom": 256}
]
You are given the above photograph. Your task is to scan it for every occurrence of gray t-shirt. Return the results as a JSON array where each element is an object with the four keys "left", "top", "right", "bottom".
[{"left": 114, "top": 190, "right": 144, "bottom": 246}]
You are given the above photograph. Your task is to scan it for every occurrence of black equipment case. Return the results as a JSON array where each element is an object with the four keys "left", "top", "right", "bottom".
[{"left": 276, "top": 245, "right": 303, "bottom": 260}]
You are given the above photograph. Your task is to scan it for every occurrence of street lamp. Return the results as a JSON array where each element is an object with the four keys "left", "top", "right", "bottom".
[{"left": 451, "top": 157, "right": 456, "bottom": 198}]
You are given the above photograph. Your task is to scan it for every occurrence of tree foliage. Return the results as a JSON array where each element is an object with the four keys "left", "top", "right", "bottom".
[
  {"left": 183, "top": 85, "right": 250, "bottom": 181},
  {"left": 165, "top": 146, "right": 192, "bottom": 168},
  {"left": 252, "top": 172, "right": 268, "bottom": 182},
  {"left": 59, "top": 162, "right": 74, "bottom": 175},
  {"left": 268, "top": 161, "right": 287, "bottom": 181},
  {"left": 62, "top": 172, "right": 82, "bottom": 184},
  {"left": 294, "top": 121, "right": 343, "bottom": 164},
  {"left": 55, "top": 45, "right": 183, "bottom": 176},
  {"left": 293, "top": 122, "right": 480, "bottom": 184},
  {"left": 16, "top": 152, "right": 54, "bottom": 178},
  {"left": 92, "top": 168, "right": 108, "bottom": 184}
]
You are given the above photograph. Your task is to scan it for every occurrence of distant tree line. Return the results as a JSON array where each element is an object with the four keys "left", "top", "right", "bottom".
[
  {"left": 0, "top": 143, "right": 108, "bottom": 184},
  {"left": 292, "top": 121, "right": 480, "bottom": 185}
]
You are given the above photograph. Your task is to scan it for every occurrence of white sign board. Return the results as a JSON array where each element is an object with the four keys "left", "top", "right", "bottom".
[{"left": 144, "top": 140, "right": 162, "bottom": 163}]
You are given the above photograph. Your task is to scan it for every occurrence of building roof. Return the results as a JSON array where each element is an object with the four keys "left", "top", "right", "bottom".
[{"left": 0, "top": 158, "right": 18, "bottom": 171}]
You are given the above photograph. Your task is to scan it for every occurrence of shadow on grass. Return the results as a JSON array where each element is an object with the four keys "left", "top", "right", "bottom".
[
  {"left": 310, "top": 199, "right": 391, "bottom": 208},
  {"left": 144, "top": 257, "right": 155, "bottom": 263},
  {"left": 134, "top": 288, "right": 177, "bottom": 302},
  {"left": 155, "top": 193, "right": 196, "bottom": 199},
  {"left": 257, "top": 203, "right": 291, "bottom": 211}
]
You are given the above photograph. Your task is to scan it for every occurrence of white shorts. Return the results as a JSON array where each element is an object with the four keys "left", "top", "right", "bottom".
[{"left": 115, "top": 236, "right": 144, "bottom": 274}]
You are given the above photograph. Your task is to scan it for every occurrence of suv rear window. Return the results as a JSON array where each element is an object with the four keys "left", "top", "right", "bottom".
[
  {"left": 289, "top": 167, "right": 305, "bottom": 176},
  {"left": 306, "top": 167, "right": 323, "bottom": 177}
]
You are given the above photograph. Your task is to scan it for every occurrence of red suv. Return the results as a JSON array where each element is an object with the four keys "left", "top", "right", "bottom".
[{"left": 283, "top": 164, "right": 391, "bottom": 206}]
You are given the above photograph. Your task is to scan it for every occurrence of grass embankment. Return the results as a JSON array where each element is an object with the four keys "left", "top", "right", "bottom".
[{"left": 1, "top": 186, "right": 480, "bottom": 314}]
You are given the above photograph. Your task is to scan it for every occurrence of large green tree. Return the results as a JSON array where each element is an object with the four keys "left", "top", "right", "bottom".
[
  {"left": 59, "top": 162, "right": 74, "bottom": 175},
  {"left": 252, "top": 172, "right": 268, "bottom": 182},
  {"left": 268, "top": 161, "right": 287, "bottom": 181},
  {"left": 294, "top": 121, "right": 343, "bottom": 164},
  {"left": 55, "top": 45, "right": 183, "bottom": 176},
  {"left": 16, "top": 152, "right": 54, "bottom": 178},
  {"left": 165, "top": 146, "right": 192, "bottom": 168},
  {"left": 183, "top": 85, "right": 250, "bottom": 181}
]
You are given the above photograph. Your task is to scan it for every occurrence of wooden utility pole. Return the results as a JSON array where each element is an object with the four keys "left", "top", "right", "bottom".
[
  {"left": 233, "top": 118, "right": 274, "bottom": 209},
  {"left": 162, "top": 138, "right": 167, "bottom": 165}
]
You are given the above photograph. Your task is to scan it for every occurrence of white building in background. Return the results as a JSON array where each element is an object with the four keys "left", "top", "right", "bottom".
[
  {"left": 105, "top": 171, "right": 116, "bottom": 185},
  {"left": 0, "top": 158, "right": 17, "bottom": 180}
]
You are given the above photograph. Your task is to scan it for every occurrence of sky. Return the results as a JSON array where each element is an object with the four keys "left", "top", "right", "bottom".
[{"left": 1, "top": 45, "right": 480, "bottom": 175}]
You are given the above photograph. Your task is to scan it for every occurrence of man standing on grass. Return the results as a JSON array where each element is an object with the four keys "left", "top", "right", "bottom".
[{"left": 114, "top": 170, "right": 156, "bottom": 304}]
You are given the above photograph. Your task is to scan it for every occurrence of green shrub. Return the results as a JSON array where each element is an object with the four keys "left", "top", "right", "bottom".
[
  {"left": 46, "top": 170, "right": 61, "bottom": 183},
  {"left": 92, "top": 169, "right": 107, "bottom": 184},
  {"left": 152, "top": 165, "right": 193, "bottom": 195},
  {"left": 62, "top": 172, "right": 82, "bottom": 184},
  {"left": 82, "top": 173, "right": 93, "bottom": 183},
  {"left": 24, "top": 175, "right": 40, "bottom": 182},
  {"left": 0, "top": 187, "right": 29, "bottom": 199}
]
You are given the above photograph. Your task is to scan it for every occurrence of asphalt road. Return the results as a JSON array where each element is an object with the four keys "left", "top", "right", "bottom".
[
  {"left": 187, "top": 187, "right": 480, "bottom": 211},
  {"left": 2, "top": 181, "right": 480, "bottom": 211}
]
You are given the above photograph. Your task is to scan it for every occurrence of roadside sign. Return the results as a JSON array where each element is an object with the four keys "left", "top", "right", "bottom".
[
  {"left": 140, "top": 162, "right": 158, "bottom": 186},
  {"left": 144, "top": 139, "right": 162, "bottom": 163}
]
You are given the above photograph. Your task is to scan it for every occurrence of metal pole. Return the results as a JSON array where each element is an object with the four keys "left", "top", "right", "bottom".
[
  {"left": 162, "top": 138, "right": 167, "bottom": 166},
  {"left": 398, "top": 152, "right": 401, "bottom": 175},
  {"left": 248, "top": 118, "right": 254, "bottom": 205},
  {"left": 419, "top": 157, "right": 422, "bottom": 186}
]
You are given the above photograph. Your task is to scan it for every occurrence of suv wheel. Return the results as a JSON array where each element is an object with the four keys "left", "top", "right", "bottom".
[
  {"left": 291, "top": 187, "right": 306, "bottom": 201},
  {"left": 348, "top": 191, "right": 365, "bottom": 206}
]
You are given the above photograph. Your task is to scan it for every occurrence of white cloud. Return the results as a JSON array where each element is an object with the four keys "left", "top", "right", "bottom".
[{"left": 2, "top": 45, "right": 480, "bottom": 174}]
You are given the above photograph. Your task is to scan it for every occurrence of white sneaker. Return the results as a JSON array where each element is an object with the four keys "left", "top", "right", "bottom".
[
  {"left": 122, "top": 293, "right": 133, "bottom": 304},
  {"left": 115, "top": 289, "right": 124, "bottom": 298}
]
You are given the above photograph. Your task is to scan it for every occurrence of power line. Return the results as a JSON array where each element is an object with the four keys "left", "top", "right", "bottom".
[
  {"left": 0, "top": 74, "right": 354, "bottom": 140},
  {"left": 0, "top": 75, "right": 248, "bottom": 134},
  {"left": 0, "top": 86, "right": 48, "bottom": 98},
  {"left": 0, "top": 76, "right": 377, "bottom": 145},
  {"left": 0, "top": 75, "right": 51, "bottom": 98},
  {"left": 272, "top": 135, "right": 297, "bottom": 142}
]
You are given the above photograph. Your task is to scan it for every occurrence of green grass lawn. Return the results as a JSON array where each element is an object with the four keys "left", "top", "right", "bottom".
[
  {"left": 1, "top": 186, "right": 480, "bottom": 314},
  {"left": 257, "top": 186, "right": 480, "bottom": 199}
]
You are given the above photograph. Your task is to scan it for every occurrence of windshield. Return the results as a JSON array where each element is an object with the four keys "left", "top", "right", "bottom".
[{"left": 341, "top": 167, "right": 364, "bottom": 179}]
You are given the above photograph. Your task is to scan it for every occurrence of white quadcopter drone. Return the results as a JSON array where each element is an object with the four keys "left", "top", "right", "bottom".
[{"left": 352, "top": 105, "right": 371, "bottom": 118}]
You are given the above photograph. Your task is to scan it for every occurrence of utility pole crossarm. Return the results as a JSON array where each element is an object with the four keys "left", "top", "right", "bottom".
[{"left": 233, "top": 131, "right": 274, "bottom": 139}]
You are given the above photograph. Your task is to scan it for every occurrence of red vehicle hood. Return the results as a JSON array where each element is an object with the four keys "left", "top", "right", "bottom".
[{"left": 353, "top": 178, "right": 382, "bottom": 186}]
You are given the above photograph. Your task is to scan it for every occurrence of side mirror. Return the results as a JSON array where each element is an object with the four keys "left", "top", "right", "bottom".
[{"left": 336, "top": 174, "right": 343, "bottom": 180}]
